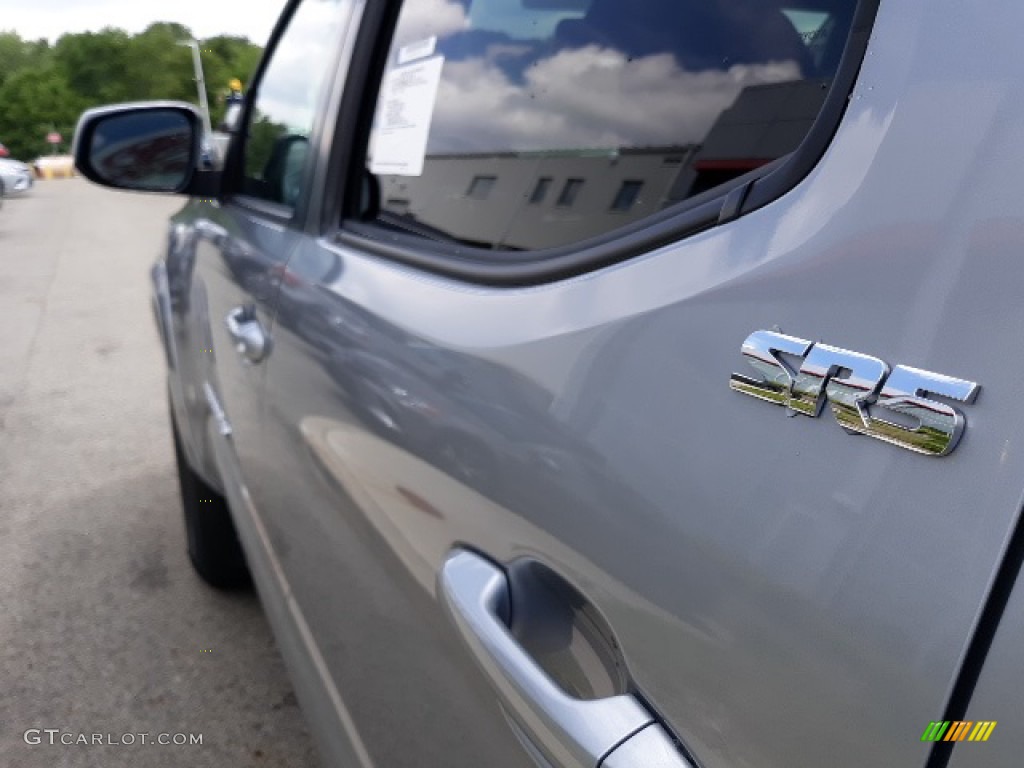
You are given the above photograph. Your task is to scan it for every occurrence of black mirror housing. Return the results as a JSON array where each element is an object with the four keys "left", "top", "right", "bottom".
[{"left": 73, "top": 102, "right": 220, "bottom": 196}]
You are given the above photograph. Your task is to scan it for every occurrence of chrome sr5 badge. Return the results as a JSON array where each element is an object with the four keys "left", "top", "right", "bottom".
[{"left": 730, "top": 330, "right": 979, "bottom": 457}]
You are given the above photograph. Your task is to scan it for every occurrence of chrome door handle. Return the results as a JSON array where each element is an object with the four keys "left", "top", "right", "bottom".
[
  {"left": 440, "top": 550, "right": 693, "bottom": 768},
  {"left": 224, "top": 306, "right": 271, "bottom": 364}
]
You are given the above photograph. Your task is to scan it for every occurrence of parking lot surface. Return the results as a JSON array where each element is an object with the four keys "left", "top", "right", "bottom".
[{"left": 0, "top": 180, "right": 320, "bottom": 768}]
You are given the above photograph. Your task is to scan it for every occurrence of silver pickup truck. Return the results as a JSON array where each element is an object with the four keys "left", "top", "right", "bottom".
[{"left": 72, "top": 0, "right": 1022, "bottom": 766}]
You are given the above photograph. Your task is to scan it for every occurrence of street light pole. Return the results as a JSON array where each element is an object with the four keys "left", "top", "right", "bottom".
[{"left": 177, "top": 40, "right": 213, "bottom": 138}]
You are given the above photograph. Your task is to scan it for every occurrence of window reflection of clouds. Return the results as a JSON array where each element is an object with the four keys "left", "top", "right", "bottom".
[
  {"left": 429, "top": 48, "right": 800, "bottom": 153},
  {"left": 389, "top": 0, "right": 803, "bottom": 154}
]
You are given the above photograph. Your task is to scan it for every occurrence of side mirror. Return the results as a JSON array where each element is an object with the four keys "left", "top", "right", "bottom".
[{"left": 73, "top": 102, "right": 204, "bottom": 194}]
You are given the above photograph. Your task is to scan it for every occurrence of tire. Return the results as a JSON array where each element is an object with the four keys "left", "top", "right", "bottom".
[{"left": 170, "top": 411, "right": 251, "bottom": 589}]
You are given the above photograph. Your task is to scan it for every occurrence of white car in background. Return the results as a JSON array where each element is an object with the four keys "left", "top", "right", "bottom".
[{"left": 0, "top": 158, "right": 34, "bottom": 196}]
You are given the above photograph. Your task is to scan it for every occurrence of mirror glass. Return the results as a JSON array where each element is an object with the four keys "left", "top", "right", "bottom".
[{"left": 89, "top": 110, "right": 194, "bottom": 191}]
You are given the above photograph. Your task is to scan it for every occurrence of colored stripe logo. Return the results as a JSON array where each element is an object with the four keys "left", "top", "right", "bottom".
[{"left": 921, "top": 721, "right": 996, "bottom": 742}]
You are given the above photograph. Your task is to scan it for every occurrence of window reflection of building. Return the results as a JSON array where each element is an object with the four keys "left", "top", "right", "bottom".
[
  {"left": 379, "top": 145, "right": 699, "bottom": 251},
  {"left": 673, "top": 78, "right": 832, "bottom": 199},
  {"left": 377, "top": 74, "right": 833, "bottom": 251}
]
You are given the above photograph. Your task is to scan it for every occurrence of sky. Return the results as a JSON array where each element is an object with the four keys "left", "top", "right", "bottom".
[
  {"left": 391, "top": 0, "right": 803, "bottom": 155},
  {"left": 0, "top": 0, "right": 286, "bottom": 44}
]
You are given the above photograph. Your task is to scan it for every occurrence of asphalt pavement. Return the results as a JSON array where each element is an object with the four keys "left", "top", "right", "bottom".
[{"left": 0, "top": 179, "right": 320, "bottom": 768}]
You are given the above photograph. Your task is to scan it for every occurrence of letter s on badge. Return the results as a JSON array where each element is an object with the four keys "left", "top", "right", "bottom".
[{"left": 730, "top": 331, "right": 979, "bottom": 457}]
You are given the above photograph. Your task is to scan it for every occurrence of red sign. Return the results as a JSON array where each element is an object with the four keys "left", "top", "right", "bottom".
[{"left": 46, "top": 132, "right": 62, "bottom": 144}]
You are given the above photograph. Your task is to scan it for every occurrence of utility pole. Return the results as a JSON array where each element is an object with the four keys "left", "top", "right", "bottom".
[{"left": 177, "top": 40, "right": 213, "bottom": 138}]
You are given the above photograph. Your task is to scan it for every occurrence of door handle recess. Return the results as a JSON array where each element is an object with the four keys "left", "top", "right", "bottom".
[
  {"left": 440, "top": 550, "right": 693, "bottom": 768},
  {"left": 225, "top": 306, "right": 271, "bottom": 364}
]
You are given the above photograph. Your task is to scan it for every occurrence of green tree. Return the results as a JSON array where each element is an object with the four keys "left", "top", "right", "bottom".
[
  {"left": 246, "top": 111, "right": 289, "bottom": 179},
  {"left": 0, "top": 32, "right": 51, "bottom": 90},
  {"left": 53, "top": 28, "right": 134, "bottom": 103},
  {"left": 0, "top": 67, "right": 83, "bottom": 158},
  {"left": 124, "top": 23, "right": 201, "bottom": 102}
]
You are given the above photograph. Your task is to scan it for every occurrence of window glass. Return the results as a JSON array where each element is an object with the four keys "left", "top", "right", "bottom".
[
  {"left": 467, "top": 175, "right": 497, "bottom": 199},
  {"left": 611, "top": 181, "right": 644, "bottom": 212},
  {"left": 365, "top": 0, "right": 857, "bottom": 251},
  {"left": 556, "top": 178, "right": 584, "bottom": 208},
  {"left": 242, "top": 0, "right": 348, "bottom": 206},
  {"left": 529, "top": 177, "right": 552, "bottom": 204}
]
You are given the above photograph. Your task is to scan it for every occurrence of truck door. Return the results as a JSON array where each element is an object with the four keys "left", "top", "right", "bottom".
[{"left": 257, "top": 1, "right": 1024, "bottom": 767}]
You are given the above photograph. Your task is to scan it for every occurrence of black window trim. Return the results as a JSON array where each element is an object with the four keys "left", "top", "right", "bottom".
[{"left": 321, "top": 0, "right": 881, "bottom": 287}]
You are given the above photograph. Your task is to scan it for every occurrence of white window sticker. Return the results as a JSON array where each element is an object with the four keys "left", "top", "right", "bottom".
[
  {"left": 369, "top": 56, "right": 445, "bottom": 178},
  {"left": 398, "top": 36, "right": 437, "bottom": 65}
]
